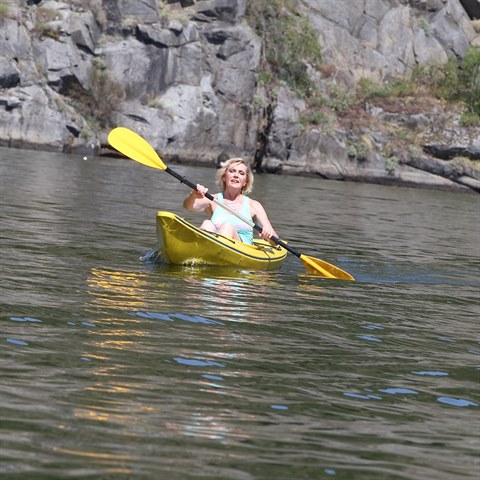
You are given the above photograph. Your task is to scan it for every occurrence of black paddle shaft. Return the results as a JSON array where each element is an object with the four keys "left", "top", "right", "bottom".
[{"left": 165, "top": 166, "right": 302, "bottom": 259}]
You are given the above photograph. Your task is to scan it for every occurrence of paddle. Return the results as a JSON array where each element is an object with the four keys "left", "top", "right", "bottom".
[{"left": 107, "top": 127, "right": 355, "bottom": 280}]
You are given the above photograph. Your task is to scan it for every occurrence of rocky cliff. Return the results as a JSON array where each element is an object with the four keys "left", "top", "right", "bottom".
[{"left": 0, "top": 0, "right": 479, "bottom": 192}]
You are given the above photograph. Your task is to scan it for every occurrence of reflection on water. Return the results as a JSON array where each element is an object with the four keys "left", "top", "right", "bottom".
[
  {"left": 1, "top": 149, "right": 479, "bottom": 479},
  {"left": 87, "top": 267, "right": 152, "bottom": 311}
]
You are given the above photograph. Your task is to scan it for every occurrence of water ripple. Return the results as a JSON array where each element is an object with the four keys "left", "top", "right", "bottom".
[{"left": 1, "top": 151, "right": 479, "bottom": 479}]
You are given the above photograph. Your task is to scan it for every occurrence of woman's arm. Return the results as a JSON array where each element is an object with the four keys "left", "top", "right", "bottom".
[
  {"left": 183, "top": 184, "right": 213, "bottom": 213},
  {"left": 250, "top": 199, "right": 278, "bottom": 240}
]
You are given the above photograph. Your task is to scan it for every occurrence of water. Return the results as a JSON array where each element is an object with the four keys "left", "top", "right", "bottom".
[{"left": 1, "top": 147, "right": 479, "bottom": 479}]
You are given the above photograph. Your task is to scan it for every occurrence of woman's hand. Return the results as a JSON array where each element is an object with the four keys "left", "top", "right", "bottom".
[
  {"left": 194, "top": 184, "right": 209, "bottom": 198},
  {"left": 260, "top": 226, "right": 277, "bottom": 242},
  {"left": 183, "top": 184, "right": 211, "bottom": 211}
]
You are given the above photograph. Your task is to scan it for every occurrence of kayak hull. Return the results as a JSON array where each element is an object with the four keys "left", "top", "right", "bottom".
[{"left": 156, "top": 211, "right": 287, "bottom": 270}]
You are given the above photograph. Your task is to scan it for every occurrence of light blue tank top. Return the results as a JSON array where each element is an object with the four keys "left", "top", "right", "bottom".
[{"left": 210, "top": 193, "right": 254, "bottom": 244}]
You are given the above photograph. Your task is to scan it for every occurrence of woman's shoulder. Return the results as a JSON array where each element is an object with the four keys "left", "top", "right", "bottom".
[
  {"left": 247, "top": 197, "right": 264, "bottom": 212},
  {"left": 247, "top": 196, "right": 261, "bottom": 205}
]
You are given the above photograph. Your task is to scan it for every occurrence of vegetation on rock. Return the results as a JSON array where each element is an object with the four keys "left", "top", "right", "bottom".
[
  {"left": 245, "top": 0, "right": 322, "bottom": 97},
  {"left": 0, "top": 1, "right": 9, "bottom": 20}
]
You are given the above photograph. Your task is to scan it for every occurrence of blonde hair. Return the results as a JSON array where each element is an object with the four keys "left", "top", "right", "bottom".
[{"left": 216, "top": 158, "right": 254, "bottom": 194}]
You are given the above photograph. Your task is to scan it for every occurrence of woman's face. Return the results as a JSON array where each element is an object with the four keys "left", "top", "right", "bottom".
[{"left": 224, "top": 162, "right": 248, "bottom": 190}]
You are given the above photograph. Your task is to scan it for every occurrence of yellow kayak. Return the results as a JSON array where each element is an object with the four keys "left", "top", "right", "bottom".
[{"left": 156, "top": 211, "right": 287, "bottom": 270}]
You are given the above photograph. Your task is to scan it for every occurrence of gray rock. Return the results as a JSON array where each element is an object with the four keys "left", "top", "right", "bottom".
[
  {"left": 0, "top": 85, "right": 96, "bottom": 152},
  {"left": 0, "top": 59, "right": 21, "bottom": 88},
  {"left": 103, "top": 0, "right": 158, "bottom": 27},
  {"left": 192, "top": 0, "right": 247, "bottom": 24}
]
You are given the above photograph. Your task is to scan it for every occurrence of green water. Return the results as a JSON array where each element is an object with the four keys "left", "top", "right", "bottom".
[{"left": 1, "top": 148, "right": 479, "bottom": 479}]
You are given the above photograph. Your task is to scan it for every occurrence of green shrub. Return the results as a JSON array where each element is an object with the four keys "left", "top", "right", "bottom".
[
  {"left": 325, "top": 84, "right": 357, "bottom": 113},
  {"left": 416, "top": 47, "right": 480, "bottom": 120},
  {"left": 434, "top": 58, "right": 462, "bottom": 100},
  {"left": 300, "top": 111, "right": 330, "bottom": 126},
  {"left": 389, "top": 79, "right": 416, "bottom": 97},
  {"left": 408, "top": 144, "right": 421, "bottom": 156},
  {"left": 359, "top": 78, "right": 389, "bottom": 98},
  {"left": 460, "top": 47, "right": 480, "bottom": 116},
  {"left": 88, "top": 59, "right": 125, "bottom": 125},
  {"left": 246, "top": 0, "right": 322, "bottom": 96},
  {"left": 348, "top": 137, "right": 372, "bottom": 160},
  {"left": 0, "top": 2, "right": 10, "bottom": 20},
  {"left": 385, "top": 156, "right": 398, "bottom": 174},
  {"left": 258, "top": 69, "right": 273, "bottom": 86},
  {"left": 418, "top": 19, "right": 432, "bottom": 36},
  {"left": 460, "top": 111, "right": 480, "bottom": 126},
  {"left": 359, "top": 77, "right": 417, "bottom": 99},
  {"left": 348, "top": 144, "right": 357, "bottom": 157},
  {"left": 64, "top": 60, "right": 125, "bottom": 127},
  {"left": 357, "top": 137, "right": 372, "bottom": 159}
]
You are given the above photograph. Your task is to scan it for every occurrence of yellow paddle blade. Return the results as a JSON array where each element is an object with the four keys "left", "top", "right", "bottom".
[
  {"left": 300, "top": 254, "right": 355, "bottom": 280},
  {"left": 107, "top": 127, "right": 166, "bottom": 170}
]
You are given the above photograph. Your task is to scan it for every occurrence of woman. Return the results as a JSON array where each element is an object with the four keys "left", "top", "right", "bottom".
[{"left": 183, "top": 158, "right": 278, "bottom": 244}]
